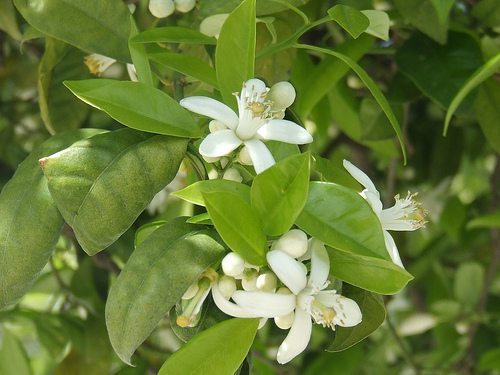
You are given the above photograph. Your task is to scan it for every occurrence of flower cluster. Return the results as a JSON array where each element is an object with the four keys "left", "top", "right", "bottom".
[{"left": 180, "top": 78, "right": 313, "bottom": 174}]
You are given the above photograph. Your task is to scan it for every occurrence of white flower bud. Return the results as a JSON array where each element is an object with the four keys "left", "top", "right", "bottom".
[
  {"left": 149, "top": 0, "right": 175, "bottom": 18},
  {"left": 174, "top": 0, "right": 196, "bottom": 13},
  {"left": 268, "top": 81, "right": 296, "bottom": 111},
  {"left": 221, "top": 252, "right": 245, "bottom": 277},
  {"left": 218, "top": 275, "right": 236, "bottom": 299},
  {"left": 181, "top": 281, "right": 199, "bottom": 300},
  {"left": 223, "top": 168, "right": 243, "bottom": 183},
  {"left": 256, "top": 272, "right": 277, "bottom": 292},
  {"left": 272, "top": 229, "right": 308, "bottom": 258},
  {"left": 199, "top": 14, "right": 229, "bottom": 39},
  {"left": 275, "top": 311, "right": 295, "bottom": 329},
  {"left": 219, "top": 157, "right": 229, "bottom": 169},
  {"left": 238, "top": 146, "right": 253, "bottom": 165},
  {"left": 241, "top": 268, "right": 258, "bottom": 291},
  {"left": 209, "top": 120, "right": 227, "bottom": 133},
  {"left": 207, "top": 168, "right": 219, "bottom": 179}
]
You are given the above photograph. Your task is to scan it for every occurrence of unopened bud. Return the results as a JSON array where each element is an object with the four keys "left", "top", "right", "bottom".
[
  {"left": 199, "top": 14, "right": 229, "bottom": 39},
  {"left": 221, "top": 252, "right": 245, "bottom": 277},
  {"left": 174, "top": 0, "right": 196, "bottom": 13},
  {"left": 149, "top": 0, "right": 175, "bottom": 18},
  {"left": 242, "top": 268, "right": 258, "bottom": 291},
  {"left": 268, "top": 82, "right": 296, "bottom": 111},
  {"left": 223, "top": 168, "right": 243, "bottom": 183},
  {"left": 238, "top": 146, "right": 253, "bottom": 165},
  {"left": 275, "top": 311, "right": 295, "bottom": 329},
  {"left": 218, "top": 275, "right": 236, "bottom": 299},
  {"left": 209, "top": 120, "right": 227, "bottom": 133},
  {"left": 272, "top": 229, "right": 308, "bottom": 258},
  {"left": 256, "top": 272, "right": 277, "bottom": 292}
]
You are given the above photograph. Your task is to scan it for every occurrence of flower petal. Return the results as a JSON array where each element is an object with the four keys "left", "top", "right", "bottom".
[
  {"left": 231, "top": 290, "right": 296, "bottom": 318},
  {"left": 180, "top": 96, "right": 239, "bottom": 130},
  {"left": 276, "top": 308, "right": 312, "bottom": 364},
  {"left": 383, "top": 230, "right": 404, "bottom": 268},
  {"left": 308, "top": 239, "right": 329, "bottom": 289},
  {"left": 343, "top": 159, "right": 379, "bottom": 194},
  {"left": 211, "top": 283, "right": 261, "bottom": 318},
  {"left": 331, "top": 295, "right": 362, "bottom": 327},
  {"left": 199, "top": 129, "right": 242, "bottom": 157},
  {"left": 243, "top": 139, "right": 275, "bottom": 173},
  {"left": 267, "top": 250, "right": 307, "bottom": 295},
  {"left": 257, "top": 120, "right": 313, "bottom": 144}
]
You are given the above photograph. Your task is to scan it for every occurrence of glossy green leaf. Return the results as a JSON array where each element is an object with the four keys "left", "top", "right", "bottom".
[
  {"left": 38, "top": 38, "right": 89, "bottom": 134},
  {"left": 173, "top": 180, "right": 251, "bottom": 206},
  {"left": 129, "top": 17, "right": 153, "bottom": 87},
  {"left": 0, "top": 0, "right": 22, "bottom": 40},
  {"left": 467, "top": 211, "right": 500, "bottom": 229},
  {"left": 0, "top": 129, "right": 103, "bottom": 308},
  {"left": 158, "top": 318, "right": 259, "bottom": 375},
  {"left": 149, "top": 52, "right": 218, "bottom": 88},
  {"left": 360, "top": 98, "right": 404, "bottom": 141},
  {"left": 328, "top": 285, "right": 386, "bottom": 351},
  {"left": 251, "top": 152, "right": 310, "bottom": 236},
  {"left": 444, "top": 53, "right": 500, "bottom": 135},
  {"left": 430, "top": 0, "right": 455, "bottom": 25},
  {"left": 454, "top": 262, "right": 484, "bottom": 309},
  {"left": 134, "top": 221, "right": 167, "bottom": 246},
  {"left": 328, "top": 5, "right": 370, "bottom": 39},
  {"left": 295, "top": 44, "right": 406, "bottom": 163},
  {"left": 216, "top": 0, "right": 256, "bottom": 108},
  {"left": 328, "top": 247, "right": 414, "bottom": 295},
  {"left": 40, "top": 129, "right": 187, "bottom": 255},
  {"left": 396, "top": 31, "right": 483, "bottom": 108},
  {"left": 304, "top": 346, "right": 363, "bottom": 375},
  {"left": 65, "top": 79, "right": 201, "bottom": 138},
  {"left": 361, "top": 10, "right": 390, "bottom": 41},
  {"left": 474, "top": 79, "right": 500, "bottom": 152},
  {"left": 295, "top": 35, "right": 373, "bottom": 118},
  {"left": 200, "top": 0, "right": 310, "bottom": 17},
  {"left": 296, "top": 182, "right": 389, "bottom": 260},
  {"left": 203, "top": 191, "right": 266, "bottom": 265},
  {"left": 186, "top": 213, "right": 213, "bottom": 225},
  {"left": 131, "top": 27, "right": 216, "bottom": 45},
  {"left": 0, "top": 329, "right": 31, "bottom": 375},
  {"left": 106, "top": 219, "right": 225, "bottom": 364},
  {"left": 394, "top": 0, "right": 447, "bottom": 44},
  {"left": 14, "top": 0, "right": 131, "bottom": 61}
]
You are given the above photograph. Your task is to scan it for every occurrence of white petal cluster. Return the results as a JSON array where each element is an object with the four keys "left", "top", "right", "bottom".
[
  {"left": 84, "top": 54, "right": 137, "bottom": 82},
  {"left": 149, "top": 0, "right": 196, "bottom": 18},
  {"left": 211, "top": 230, "right": 362, "bottom": 364},
  {"left": 180, "top": 79, "right": 313, "bottom": 174},
  {"left": 343, "top": 160, "right": 426, "bottom": 268}
]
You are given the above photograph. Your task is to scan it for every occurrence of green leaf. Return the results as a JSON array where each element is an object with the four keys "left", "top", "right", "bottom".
[
  {"left": 149, "top": 52, "right": 219, "bottom": 88},
  {"left": 40, "top": 129, "right": 187, "bottom": 255},
  {"left": 200, "top": 0, "right": 310, "bottom": 17},
  {"left": 65, "top": 79, "right": 201, "bottom": 138},
  {"left": 0, "top": 0, "right": 22, "bottom": 40},
  {"left": 186, "top": 213, "right": 213, "bottom": 225},
  {"left": 0, "top": 329, "right": 32, "bottom": 375},
  {"left": 296, "top": 182, "right": 389, "bottom": 260},
  {"left": 295, "top": 36, "right": 374, "bottom": 118},
  {"left": 328, "top": 247, "right": 414, "bottom": 294},
  {"left": 472, "top": 0, "right": 500, "bottom": 28},
  {"left": 360, "top": 98, "right": 404, "bottom": 141},
  {"left": 479, "top": 348, "right": 500, "bottom": 371},
  {"left": 134, "top": 221, "right": 167, "bottom": 246},
  {"left": 0, "top": 129, "right": 103, "bottom": 308},
  {"left": 203, "top": 191, "right": 266, "bottom": 265},
  {"left": 467, "top": 211, "right": 500, "bottom": 229},
  {"left": 106, "top": 219, "right": 225, "bottom": 364},
  {"left": 173, "top": 180, "right": 251, "bottom": 207},
  {"left": 131, "top": 27, "right": 217, "bottom": 45},
  {"left": 430, "top": 0, "right": 455, "bottom": 25},
  {"left": 129, "top": 16, "right": 153, "bottom": 87},
  {"left": 444, "top": 53, "right": 500, "bottom": 135},
  {"left": 328, "top": 5, "right": 370, "bottom": 39},
  {"left": 474, "top": 78, "right": 500, "bottom": 152},
  {"left": 14, "top": 0, "right": 131, "bottom": 61},
  {"left": 295, "top": 44, "right": 406, "bottom": 163},
  {"left": 251, "top": 153, "right": 310, "bottom": 236},
  {"left": 454, "top": 262, "right": 484, "bottom": 309},
  {"left": 216, "top": 0, "right": 256, "bottom": 108},
  {"left": 328, "top": 285, "right": 386, "bottom": 351},
  {"left": 396, "top": 31, "right": 483, "bottom": 109},
  {"left": 158, "top": 318, "right": 259, "bottom": 375},
  {"left": 38, "top": 38, "right": 89, "bottom": 134},
  {"left": 361, "top": 10, "right": 390, "bottom": 41},
  {"left": 304, "top": 346, "right": 364, "bottom": 375},
  {"left": 394, "top": 0, "right": 447, "bottom": 44}
]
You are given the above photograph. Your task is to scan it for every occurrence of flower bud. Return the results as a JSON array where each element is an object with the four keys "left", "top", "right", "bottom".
[
  {"left": 256, "top": 272, "right": 277, "bottom": 292},
  {"left": 268, "top": 81, "right": 296, "bottom": 111},
  {"left": 221, "top": 252, "right": 245, "bottom": 277},
  {"left": 209, "top": 120, "right": 227, "bottom": 133},
  {"left": 223, "top": 168, "right": 243, "bottom": 183},
  {"left": 199, "top": 14, "right": 229, "bottom": 39},
  {"left": 149, "top": 0, "right": 175, "bottom": 18},
  {"left": 241, "top": 268, "right": 258, "bottom": 291},
  {"left": 174, "top": 0, "right": 196, "bottom": 13},
  {"left": 218, "top": 275, "right": 237, "bottom": 299},
  {"left": 272, "top": 229, "right": 308, "bottom": 258},
  {"left": 275, "top": 311, "right": 295, "bottom": 329},
  {"left": 237, "top": 146, "right": 253, "bottom": 165}
]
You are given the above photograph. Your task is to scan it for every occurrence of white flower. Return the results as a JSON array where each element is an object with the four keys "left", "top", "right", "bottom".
[
  {"left": 211, "top": 239, "right": 362, "bottom": 364},
  {"left": 84, "top": 54, "right": 138, "bottom": 82},
  {"left": 180, "top": 79, "right": 313, "bottom": 174},
  {"left": 343, "top": 160, "right": 426, "bottom": 268}
]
